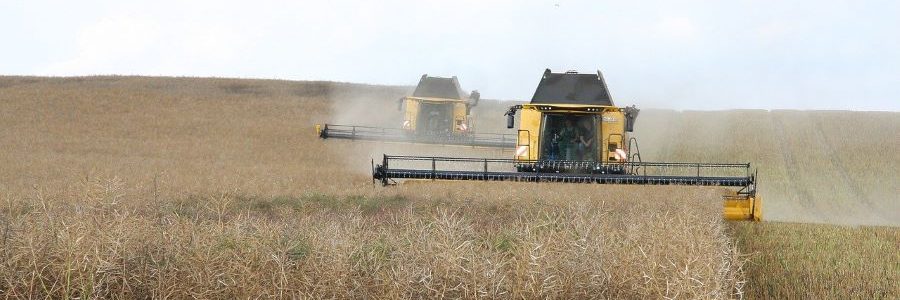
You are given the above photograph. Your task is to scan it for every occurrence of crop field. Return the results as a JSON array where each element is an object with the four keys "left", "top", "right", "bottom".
[{"left": 0, "top": 76, "right": 897, "bottom": 298}]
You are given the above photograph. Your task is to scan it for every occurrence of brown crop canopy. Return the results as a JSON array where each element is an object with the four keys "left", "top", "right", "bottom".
[
  {"left": 530, "top": 69, "right": 615, "bottom": 106},
  {"left": 412, "top": 74, "right": 467, "bottom": 100}
]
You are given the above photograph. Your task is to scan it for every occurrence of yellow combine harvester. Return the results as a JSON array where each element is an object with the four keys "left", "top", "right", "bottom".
[
  {"left": 317, "top": 74, "right": 516, "bottom": 148},
  {"left": 372, "top": 69, "right": 761, "bottom": 221}
]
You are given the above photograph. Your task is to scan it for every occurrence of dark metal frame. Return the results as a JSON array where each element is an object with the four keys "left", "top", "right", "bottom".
[
  {"left": 373, "top": 155, "right": 757, "bottom": 196},
  {"left": 319, "top": 124, "right": 517, "bottom": 148}
]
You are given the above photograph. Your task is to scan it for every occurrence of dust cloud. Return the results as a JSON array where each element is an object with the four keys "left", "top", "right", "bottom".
[
  {"left": 325, "top": 83, "right": 410, "bottom": 128},
  {"left": 632, "top": 109, "right": 899, "bottom": 227}
]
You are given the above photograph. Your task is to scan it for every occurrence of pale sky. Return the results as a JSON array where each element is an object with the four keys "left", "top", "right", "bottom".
[{"left": 2, "top": 0, "right": 898, "bottom": 110}]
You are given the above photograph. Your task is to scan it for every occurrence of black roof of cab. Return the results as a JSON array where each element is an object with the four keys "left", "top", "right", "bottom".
[
  {"left": 530, "top": 69, "right": 615, "bottom": 106},
  {"left": 412, "top": 75, "right": 466, "bottom": 100}
]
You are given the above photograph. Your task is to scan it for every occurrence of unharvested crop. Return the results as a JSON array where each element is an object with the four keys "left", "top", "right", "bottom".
[{"left": 0, "top": 180, "right": 744, "bottom": 298}]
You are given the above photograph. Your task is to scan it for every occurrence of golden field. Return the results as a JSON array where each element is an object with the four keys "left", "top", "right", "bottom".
[
  {"left": 0, "top": 76, "right": 897, "bottom": 298},
  {"left": 731, "top": 222, "right": 898, "bottom": 299}
]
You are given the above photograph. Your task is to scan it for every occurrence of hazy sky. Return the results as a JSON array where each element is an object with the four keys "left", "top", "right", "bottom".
[{"left": 2, "top": 0, "right": 898, "bottom": 110}]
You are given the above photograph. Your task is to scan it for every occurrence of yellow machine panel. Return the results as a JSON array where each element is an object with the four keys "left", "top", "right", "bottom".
[
  {"left": 599, "top": 109, "right": 626, "bottom": 162},
  {"left": 453, "top": 102, "right": 468, "bottom": 133},
  {"left": 514, "top": 107, "right": 541, "bottom": 160},
  {"left": 403, "top": 98, "right": 419, "bottom": 130},
  {"left": 724, "top": 191, "right": 763, "bottom": 221}
]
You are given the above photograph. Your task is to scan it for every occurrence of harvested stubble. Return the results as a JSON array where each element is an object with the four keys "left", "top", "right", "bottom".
[
  {"left": 0, "top": 179, "right": 744, "bottom": 298},
  {"left": 730, "top": 222, "right": 900, "bottom": 299}
]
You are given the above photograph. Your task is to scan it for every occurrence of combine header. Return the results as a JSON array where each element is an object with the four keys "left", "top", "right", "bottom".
[
  {"left": 371, "top": 69, "right": 761, "bottom": 221},
  {"left": 317, "top": 74, "right": 516, "bottom": 148}
]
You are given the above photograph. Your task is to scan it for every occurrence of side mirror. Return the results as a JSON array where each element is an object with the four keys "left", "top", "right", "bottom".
[
  {"left": 624, "top": 105, "right": 640, "bottom": 132},
  {"left": 505, "top": 106, "right": 519, "bottom": 129},
  {"left": 467, "top": 91, "right": 480, "bottom": 115},
  {"left": 397, "top": 97, "right": 404, "bottom": 111}
]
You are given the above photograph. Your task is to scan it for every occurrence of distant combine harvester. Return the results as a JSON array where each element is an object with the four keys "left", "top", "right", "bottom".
[{"left": 317, "top": 74, "right": 516, "bottom": 148}]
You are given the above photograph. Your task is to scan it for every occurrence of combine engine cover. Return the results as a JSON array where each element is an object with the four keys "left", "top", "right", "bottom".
[
  {"left": 411, "top": 74, "right": 466, "bottom": 100},
  {"left": 530, "top": 69, "right": 614, "bottom": 106}
]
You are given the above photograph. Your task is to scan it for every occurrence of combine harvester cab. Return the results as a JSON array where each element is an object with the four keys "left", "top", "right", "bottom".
[
  {"left": 372, "top": 69, "right": 761, "bottom": 221},
  {"left": 317, "top": 74, "right": 516, "bottom": 148}
]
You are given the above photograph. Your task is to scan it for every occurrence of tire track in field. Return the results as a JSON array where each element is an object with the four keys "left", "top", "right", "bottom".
[
  {"left": 810, "top": 115, "right": 884, "bottom": 221},
  {"left": 770, "top": 113, "right": 815, "bottom": 210},
  {"left": 656, "top": 112, "right": 681, "bottom": 162}
]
